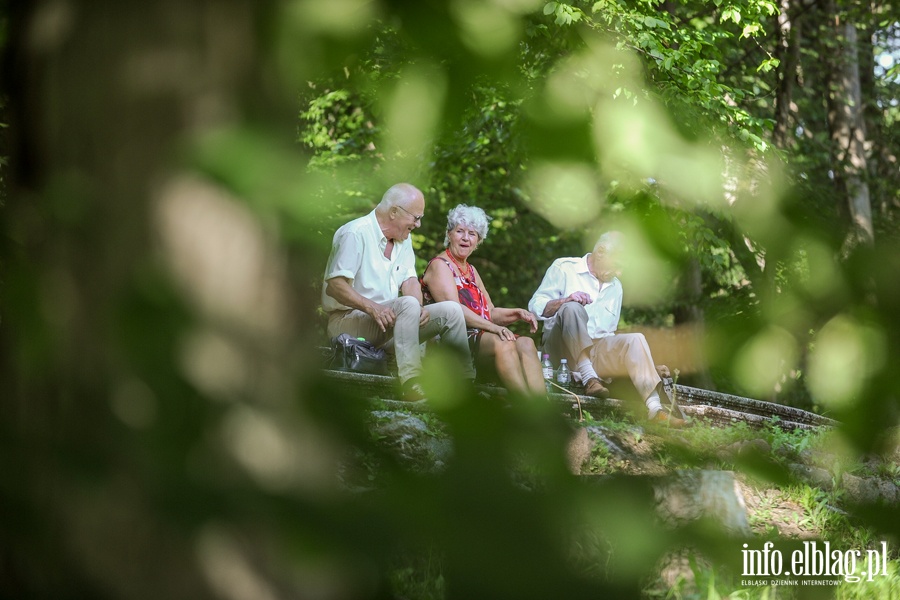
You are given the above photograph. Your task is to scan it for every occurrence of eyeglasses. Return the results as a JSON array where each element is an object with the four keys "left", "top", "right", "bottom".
[{"left": 396, "top": 205, "right": 424, "bottom": 223}]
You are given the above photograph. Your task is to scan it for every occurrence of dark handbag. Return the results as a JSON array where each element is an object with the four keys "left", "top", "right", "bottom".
[{"left": 331, "top": 333, "right": 389, "bottom": 375}]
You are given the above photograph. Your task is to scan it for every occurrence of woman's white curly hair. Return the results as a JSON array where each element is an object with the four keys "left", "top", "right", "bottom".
[{"left": 444, "top": 204, "right": 489, "bottom": 247}]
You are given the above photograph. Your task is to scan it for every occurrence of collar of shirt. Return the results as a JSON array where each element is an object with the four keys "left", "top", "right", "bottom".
[{"left": 575, "top": 254, "right": 592, "bottom": 275}]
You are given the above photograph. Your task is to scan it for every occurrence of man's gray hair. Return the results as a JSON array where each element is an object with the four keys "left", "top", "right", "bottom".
[
  {"left": 593, "top": 231, "right": 624, "bottom": 255},
  {"left": 377, "top": 183, "right": 421, "bottom": 210},
  {"left": 444, "top": 204, "right": 490, "bottom": 247}
]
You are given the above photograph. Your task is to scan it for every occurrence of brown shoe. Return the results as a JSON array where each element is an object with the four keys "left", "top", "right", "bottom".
[
  {"left": 649, "top": 408, "right": 686, "bottom": 428},
  {"left": 583, "top": 377, "right": 609, "bottom": 398}
]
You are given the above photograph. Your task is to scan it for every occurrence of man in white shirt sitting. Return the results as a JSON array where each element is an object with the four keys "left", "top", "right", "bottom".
[
  {"left": 322, "top": 183, "right": 475, "bottom": 401},
  {"left": 528, "top": 231, "right": 685, "bottom": 426}
]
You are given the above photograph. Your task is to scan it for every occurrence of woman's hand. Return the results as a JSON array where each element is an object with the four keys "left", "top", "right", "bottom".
[
  {"left": 515, "top": 308, "right": 538, "bottom": 333},
  {"left": 494, "top": 326, "right": 516, "bottom": 341}
]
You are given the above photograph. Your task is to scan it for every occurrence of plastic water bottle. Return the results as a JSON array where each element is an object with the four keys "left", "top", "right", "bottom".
[
  {"left": 541, "top": 354, "right": 553, "bottom": 380},
  {"left": 556, "top": 358, "right": 571, "bottom": 387}
]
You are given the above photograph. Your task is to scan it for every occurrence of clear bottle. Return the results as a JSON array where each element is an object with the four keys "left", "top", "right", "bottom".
[
  {"left": 556, "top": 358, "right": 571, "bottom": 387},
  {"left": 541, "top": 354, "right": 553, "bottom": 380}
]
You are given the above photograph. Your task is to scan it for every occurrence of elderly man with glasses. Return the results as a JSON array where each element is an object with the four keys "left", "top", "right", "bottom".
[
  {"left": 322, "top": 183, "right": 474, "bottom": 401},
  {"left": 529, "top": 231, "right": 685, "bottom": 427}
]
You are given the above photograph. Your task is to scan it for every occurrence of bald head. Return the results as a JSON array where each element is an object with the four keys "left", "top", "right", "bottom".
[
  {"left": 592, "top": 231, "right": 624, "bottom": 255},
  {"left": 375, "top": 183, "right": 425, "bottom": 242},
  {"left": 377, "top": 183, "right": 423, "bottom": 211}
]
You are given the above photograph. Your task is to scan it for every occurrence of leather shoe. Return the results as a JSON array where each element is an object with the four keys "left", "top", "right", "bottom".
[
  {"left": 582, "top": 377, "right": 609, "bottom": 398},
  {"left": 401, "top": 379, "right": 428, "bottom": 402},
  {"left": 649, "top": 407, "right": 686, "bottom": 428}
]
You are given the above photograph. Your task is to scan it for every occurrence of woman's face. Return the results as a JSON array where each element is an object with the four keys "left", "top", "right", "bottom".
[{"left": 447, "top": 223, "right": 480, "bottom": 260}]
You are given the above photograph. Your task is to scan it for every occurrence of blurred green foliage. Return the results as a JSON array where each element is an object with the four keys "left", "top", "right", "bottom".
[{"left": 2, "top": 1, "right": 900, "bottom": 599}]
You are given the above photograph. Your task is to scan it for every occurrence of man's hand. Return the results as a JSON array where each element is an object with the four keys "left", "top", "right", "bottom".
[
  {"left": 366, "top": 303, "right": 396, "bottom": 332},
  {"left": 567, "top": 291, "right": 593, "bottom": 305},
  {"left": 541, "top": 293, "right": 592, "bottom": 318},
  {"left": 419, "top": 306, "right": 431, "bottom": 328}
]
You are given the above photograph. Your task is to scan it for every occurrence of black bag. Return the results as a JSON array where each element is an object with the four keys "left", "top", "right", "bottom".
[{"left": 330, "top": 333, "right": 389, "bottom": 375}]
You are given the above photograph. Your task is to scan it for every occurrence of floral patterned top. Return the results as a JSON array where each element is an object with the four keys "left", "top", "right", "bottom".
[{"left": 421, "top": 251, "right": 491, "bottom": 348}]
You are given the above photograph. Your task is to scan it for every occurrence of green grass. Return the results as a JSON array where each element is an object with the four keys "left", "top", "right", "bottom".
[{"left": 364, "top": 409, "right": 900, "bottom": 599}]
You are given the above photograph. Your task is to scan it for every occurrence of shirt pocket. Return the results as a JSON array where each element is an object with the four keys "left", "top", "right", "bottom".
[{"left": 390, "top": 264, "right": 408, "bottom": 288}]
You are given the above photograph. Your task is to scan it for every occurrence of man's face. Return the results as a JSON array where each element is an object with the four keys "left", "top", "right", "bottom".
[
  {"left": 393, "top": 195, "right": 425, "bottom": 241},
  {"left": 591, "top": 249, "right": 622, "bottom": 282}
]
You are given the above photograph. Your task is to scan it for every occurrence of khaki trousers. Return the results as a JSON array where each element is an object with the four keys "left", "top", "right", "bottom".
[
  {"left": 542, "top": 302, "right": 661, "bottom": 400},
  {"left": 327, "top": 296, "right": 475, "bottom": 383}
]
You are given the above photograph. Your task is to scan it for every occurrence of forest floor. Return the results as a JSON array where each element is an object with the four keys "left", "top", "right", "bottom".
[
  {"left": 580, "top": 411, "right": 900, "bottom": 598},
  {"left": 355, "top": 399, "right": 900, "bottom": 599}
]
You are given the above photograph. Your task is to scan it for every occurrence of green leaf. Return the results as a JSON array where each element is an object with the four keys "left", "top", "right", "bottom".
[
  {"left": 543, "top": 2, "right": 558, "bottom": 15},
  {"left": 721, "top": 8, "right": 741, "bottom": 24},
  {"left": 757, "top": 57, "right": 780, "bottom": 73},
  {"left": 643, "top": 16, "right": 670, "bottom": 30}
]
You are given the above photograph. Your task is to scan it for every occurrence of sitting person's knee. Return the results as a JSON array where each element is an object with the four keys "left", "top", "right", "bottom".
[
  {"left": 515, "top": 336, "right": 536, "bottom": 354},
  {"left": 557, "top": 301, "right": 588, "bottom": 320},
  {"left": 623, "top": 332, "right": 647, "bottom": 346},
  {"left": 491, "top": 337, "right": 519, "bottom": 358},
  {"left": 395, "top": 295, "right": 421, "bottom": 313},
  {"left": 426, "top": 300, "right": 465, "bottom": 327}
]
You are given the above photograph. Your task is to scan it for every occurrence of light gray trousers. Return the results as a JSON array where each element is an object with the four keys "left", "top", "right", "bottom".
[
  {"left": 328, "top": 296, "right": 475, "bottom": 384},
  {"left": 542, "top": 302, "right": 661, "bottom": 400}
]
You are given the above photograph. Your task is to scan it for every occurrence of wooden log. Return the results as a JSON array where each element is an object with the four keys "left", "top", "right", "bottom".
[
  {"left": 675, "top": 385, "right": 837, "bottom": 428},
  {"left": 681, "top": 405, "right": 822, "bottom": 432},
  {"left": 321, "top": 369, "right": 836, "bottom": 431}
]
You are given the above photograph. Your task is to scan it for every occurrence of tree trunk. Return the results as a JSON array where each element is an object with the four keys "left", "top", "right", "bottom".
[
  {"left": 824, "top": 1, "right": 875, "bottom": 246},
  {"left": 673, "top": 256, "right": 714, "bottom": 390},
  {"left": 858, "top": 2, "right": 899, "bottom": 222},
  {"left": 773, "top": 0, "right": 802, "bottom": 149}
]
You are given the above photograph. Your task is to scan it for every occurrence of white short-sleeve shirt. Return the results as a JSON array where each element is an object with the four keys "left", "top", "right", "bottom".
[
  {"left": 322, "top": 210, "right": 418, "bottom": 312},
  {"left": 528, "top": 255, "right": 623, "bottom": 339}
]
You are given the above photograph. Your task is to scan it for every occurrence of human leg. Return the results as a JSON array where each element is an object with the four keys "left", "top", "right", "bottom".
[
  {"left": 591, "top": 333, "right": 659, "bottom": 396},
  {"left": 327, "top": 310, "right": 391, "bottom": 347},
  {"left": 542, "top": 302, "right": 604, "bottom": 389},
  {"left": 515, "top": 336, "right": 546, "bottom": 394},
  {"left": 588, "top": 334, "right": 682, "bottom": 425},
  {"left": 592, "top": 333, "right": 683, "bottom": 424},
  {"left": 383, "top": 295, "right": 427, "bottom": 384},
  {"left": 542, "top": 302, "right": 593, "bottom": 366},
  {"left": 418, "top": 301, "right": 476, "bottom": 380},
  {"left": 480, "top": 333, "right": 528, "bottom": 391}
]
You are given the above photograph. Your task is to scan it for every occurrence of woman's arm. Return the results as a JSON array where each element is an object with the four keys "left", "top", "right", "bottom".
[
  {"left": 472, "top": 267, "right": 537, "bottom": 333},
  {"left": 489, "top": 307, "right": 538, "bottom": 333},
  {"left": 472, "top": 267, "right": 537, "bottom": 334}
]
